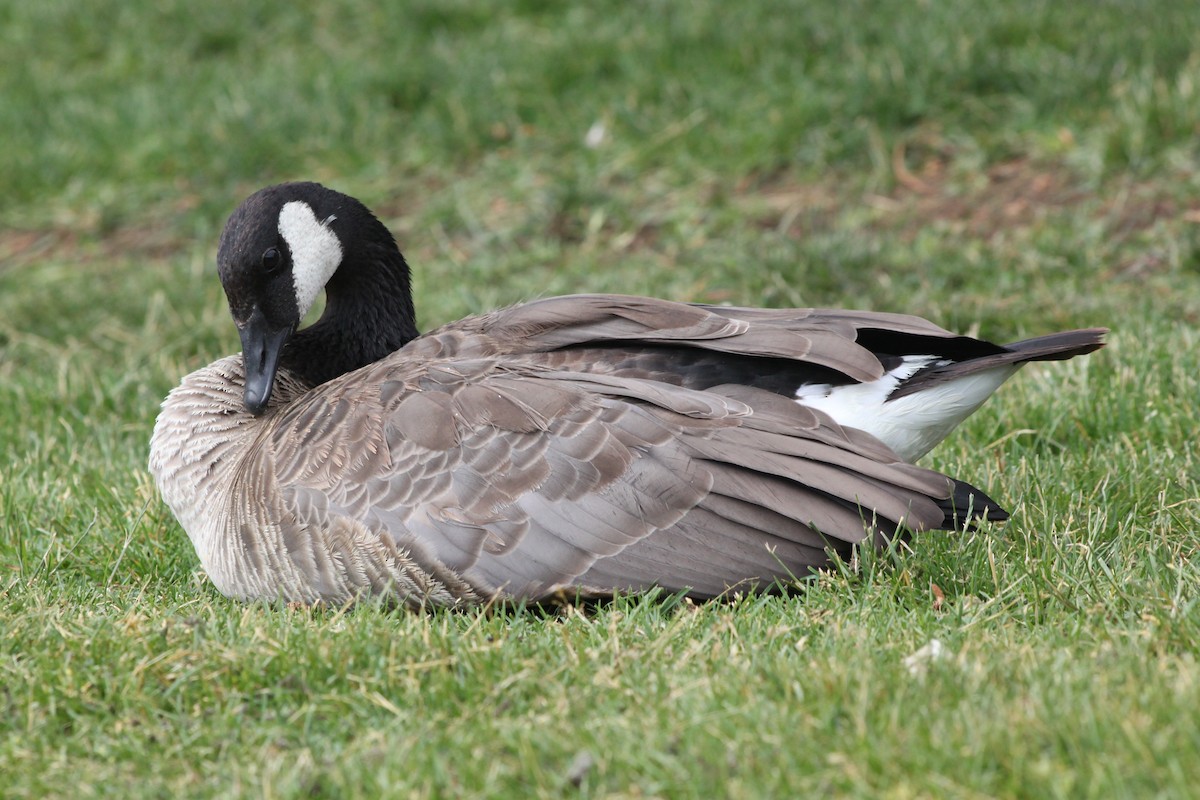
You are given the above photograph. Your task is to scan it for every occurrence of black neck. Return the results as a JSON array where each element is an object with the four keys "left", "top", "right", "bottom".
[{"left": 280, "top": 238, "right": 419, "bottom": 388}]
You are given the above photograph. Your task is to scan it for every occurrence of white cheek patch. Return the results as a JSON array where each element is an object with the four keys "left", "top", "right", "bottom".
[{"left": 278, "top": 201, "right": 343, "bottom": 319}]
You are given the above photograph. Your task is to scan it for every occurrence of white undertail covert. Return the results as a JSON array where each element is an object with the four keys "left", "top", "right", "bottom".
[{"left": 794, "top": 356, "right": 1021, "bottom": 462}]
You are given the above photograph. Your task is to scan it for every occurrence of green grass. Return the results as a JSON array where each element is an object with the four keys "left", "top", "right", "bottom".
[{"left": 3, "top": 0, "right": 1200, "bottom": 796}]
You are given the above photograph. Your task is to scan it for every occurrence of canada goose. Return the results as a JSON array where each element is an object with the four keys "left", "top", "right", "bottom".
[{"left": 149, "top": 182, "right": 1106, "bottom": 607}]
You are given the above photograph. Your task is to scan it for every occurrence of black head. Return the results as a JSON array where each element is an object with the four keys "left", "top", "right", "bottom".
[{"left": 217, "top": 182, "right": 390, "bottom": 414}]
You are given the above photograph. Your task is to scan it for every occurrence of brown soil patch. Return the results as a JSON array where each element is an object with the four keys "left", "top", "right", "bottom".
[
  {"left": 880, "top": 153, "right": 1088, "bottom": 237},
  {"left": 0, "top": 222, "right": 186, "bottom": 273},
  {"left": 5, "top": 157, "right": 1198, "bottom": 274},
  {"left": 746, "top": 147, "right": 1200, "bottom": 252}
]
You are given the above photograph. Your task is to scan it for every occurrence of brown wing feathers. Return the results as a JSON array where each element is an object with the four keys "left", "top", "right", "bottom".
[
  {"left": 255, "top": 303, "right": 998, "bottom": 600},
  {"left": 169, "top": 293, "right": 1097, "bottom": 604}
]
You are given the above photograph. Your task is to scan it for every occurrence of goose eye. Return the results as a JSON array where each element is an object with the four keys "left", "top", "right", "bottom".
[{"left": 261, "top": 247, "right": 282, "bottom": 274}]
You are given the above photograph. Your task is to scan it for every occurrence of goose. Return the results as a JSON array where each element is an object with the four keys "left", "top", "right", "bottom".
[{"left": 148, "top": 182, "right": 1106, "bottom": 607}]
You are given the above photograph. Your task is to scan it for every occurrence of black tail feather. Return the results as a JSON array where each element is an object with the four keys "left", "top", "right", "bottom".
[
  {"left": 938, "top": 479, "right": 1010, "bottom": 531},
  {"left": 1002, "top": 328, "right": 1108, "bottom": 362},
  {"left": 890, "top": 327, "right": 1107, "bottom": 400}
]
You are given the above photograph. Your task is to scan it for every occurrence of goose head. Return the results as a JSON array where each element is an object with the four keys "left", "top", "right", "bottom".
[{"left": 216, "top": 182, "right": 417, "bottom": 415}]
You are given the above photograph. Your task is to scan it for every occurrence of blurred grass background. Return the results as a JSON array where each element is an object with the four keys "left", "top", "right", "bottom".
[{"left": 2, "top": 1, "right": 1199, "bottom": 797}]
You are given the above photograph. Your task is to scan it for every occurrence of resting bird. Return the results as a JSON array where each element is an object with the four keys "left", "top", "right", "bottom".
[{"left": 148, "top": 182, "right": 1106, "bottom": 607}]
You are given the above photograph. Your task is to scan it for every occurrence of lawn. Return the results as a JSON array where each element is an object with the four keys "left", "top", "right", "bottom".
[{"left": 2, "top": 0, "right": 1200, "bottom": 797}]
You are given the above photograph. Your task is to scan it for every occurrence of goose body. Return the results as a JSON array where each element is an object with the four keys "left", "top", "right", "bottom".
[{"left": 149, "top": 182, "right": 1106, "bottom": 607}]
